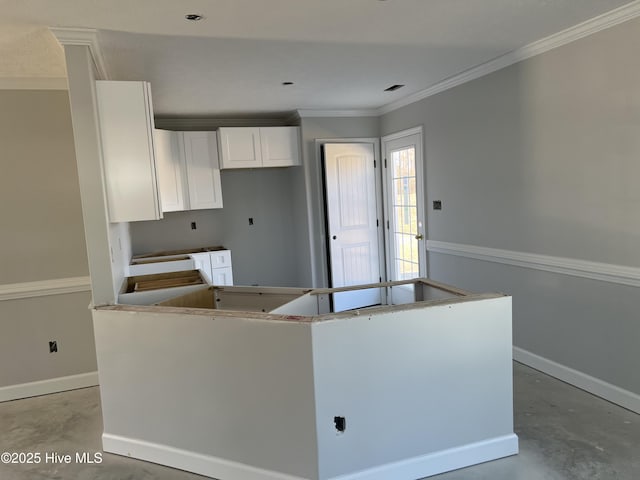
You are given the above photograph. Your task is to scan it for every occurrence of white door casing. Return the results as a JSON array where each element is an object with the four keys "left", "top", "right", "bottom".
[
  {"left": 382, "top": 127, "right": 427, "bottom": 288},
  {"left": 323, "top": 143, "right": 383, "bottom": 311}
]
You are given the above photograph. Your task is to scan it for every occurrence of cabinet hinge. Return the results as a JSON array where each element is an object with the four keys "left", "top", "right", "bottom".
[
  {"left": 379, "top": 276, "right": 382, "bottom": 283},
  {"left": 386, "top": 220, "right": 390, "bottom": 229},
  {"left": 384, "top": 158, "right": 387, "bottom": 168},
  {"left": 374, "top": 159, "right": 376, "bottom": 168},
  {"left": 376, "top": 219, "right": 379, "bottom": 227}
]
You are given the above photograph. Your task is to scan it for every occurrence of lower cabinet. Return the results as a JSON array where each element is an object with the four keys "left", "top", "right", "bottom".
[
  {"left": 154, "top": 130, "right": 223, "bottom": 212},
  {"left": 191, "top": 250, "right": 234, "bottom": 286}
]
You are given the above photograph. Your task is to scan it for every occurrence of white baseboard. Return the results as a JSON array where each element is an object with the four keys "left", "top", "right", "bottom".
[
  {"left": 102, "top": 434, "right": 309, "bottom": 480},
  {"left": 0, "top": 371, "right": 99, "bottom": 403},
  {"left": 103, "top": 433, "right": 517, "bottom": 480},
  {"left": 329, "top": 434, "right": 518, "bottom": 480},
  {"left": 513, "top": 347, "right": 640, "bottom": 414}
]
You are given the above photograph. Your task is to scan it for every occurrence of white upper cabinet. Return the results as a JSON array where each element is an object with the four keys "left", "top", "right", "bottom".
[
  {"left": 218, "top": 127, "right": 262, "bottom": 169},
  {"left": 96, "top": 81, "right": 162, "bottom": 223},
  {"left": 218, "top": 126, "right": 300, "bottom": 169},
  {"left": 155, "top": 130, "right": 223, "bottom": 212},
  {"left": 154, "top": 129, "right": 187, "bottom": 212},
  {"left": 182, "top": 132, "right": 223, "bottom": 210},
  {"left": 260, "top": 127, "right": 301, "bottom": 167}
]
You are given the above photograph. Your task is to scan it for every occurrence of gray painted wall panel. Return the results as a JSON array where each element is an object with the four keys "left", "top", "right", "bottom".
[
  {"left": 0, "top": 87, "right": 96, "bottom": 390},
  {"left": 380, "top": 17, "right": 640, "bottom": 396},
  {"left": 0, "top": 90, "right": 88, "bottom": 283},
  {"left": 0, "top": 291, "right": 96, "bottom": 387},
  {"left": 94, "top": 309, "right": 319, "bottom": 479}
]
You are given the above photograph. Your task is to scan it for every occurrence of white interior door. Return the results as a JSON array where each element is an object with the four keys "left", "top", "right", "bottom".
[
  {"left": 383, "top": 129, "right": 426, "bottom": 290},
  {"left": 323, "top": 143, "right": 382, "bottom": 311}
]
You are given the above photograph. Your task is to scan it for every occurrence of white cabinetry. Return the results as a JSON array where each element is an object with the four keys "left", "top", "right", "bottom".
[
  {"left": 190, "top": 250, "right": 233, "bottom": 285},
  {"left": 96, "top": 81, "right": 162, "bottom": 222},
  {"left": 183, "top": 132, "right": 223, "bottom": 210},
  {"left": 154, "top": 129, "right": 186, "bottom": 212},
  {"left": 218, "top": 127, "right": 300, "bottom": 169},
  {"left": 155, "top": 130, "right": 223, "bottom": 212}
]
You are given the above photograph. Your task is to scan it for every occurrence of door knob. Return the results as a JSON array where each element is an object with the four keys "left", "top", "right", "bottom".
[{"left": 415, "top": 234, "right": 424, "bottom": 240}]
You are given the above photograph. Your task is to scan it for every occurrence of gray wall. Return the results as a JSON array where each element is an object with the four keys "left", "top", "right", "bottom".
[
  {"left": 380, "top": 17, "right": 640, "bottom": 395},
  {"left": 0, "top": 90, "right": 88, "bottom": 283},
  {"left": 298, "top": 116, "right": 380, "bottom": 287},
  {"left": 0, "top": 89, "right": 97, "bottom": 389},
  {"left": 130, "top": 168, "right": 300, "bottom": 287}
]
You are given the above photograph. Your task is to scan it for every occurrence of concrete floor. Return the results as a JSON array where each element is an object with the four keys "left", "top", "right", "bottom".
[{"left": 0, "top": 362, "right": 638, "bottom": 480}]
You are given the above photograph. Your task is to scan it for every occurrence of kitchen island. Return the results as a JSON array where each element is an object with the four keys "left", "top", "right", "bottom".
[{"left": 93, "top": 278, "right": 518, "bottom": 480}]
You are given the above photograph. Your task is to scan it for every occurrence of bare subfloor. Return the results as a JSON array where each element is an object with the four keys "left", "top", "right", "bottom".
[{"left": 1, "top": 362, "right": 638, "bottom": 480}]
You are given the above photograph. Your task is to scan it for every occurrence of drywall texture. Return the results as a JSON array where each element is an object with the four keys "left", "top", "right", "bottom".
[
  {"left": 298, "top": 116, "right": 380, "bottom": 287},
  {"left": 0, "top": 291, "right": 96, "bottom": 387},
  {"left": 130, "top": 168, "right": 299, "bottom": 287},
  {"left": 380, "top": 18, "right": 640, "bottom": 396},
  {"left": 0, "top": 89, "right": 88, "bottom": 284}
]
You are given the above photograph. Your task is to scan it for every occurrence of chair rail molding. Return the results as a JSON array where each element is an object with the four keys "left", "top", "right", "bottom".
[
  {"left": 427, "top": 240, "right": 640, "bottom": 288},
  {"left": 0, "top": 276, "right": 91, "bottom": 301}
]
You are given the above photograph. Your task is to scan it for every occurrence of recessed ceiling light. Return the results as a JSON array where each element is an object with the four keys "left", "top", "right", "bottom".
[
  {"left": 384, "top": 84, "right": 405, "bottom": 92},
  {"left": 185, "top": 14, "right": 204, "bottom": 21},
  {"left": 282, "top": 81, "right": 294, "bottom": 86}
]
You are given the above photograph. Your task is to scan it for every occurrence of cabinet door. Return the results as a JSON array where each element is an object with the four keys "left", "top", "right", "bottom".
[
  {"left": 154, "top": 129, "right": 187, "bottom": 212},
  {"left": 210, "top": 250, "right": 232, "bottom": 269},
  {"left": 96, "top": 81, "right": 162, "bottom": 222},
  {"left": 259, "top": 127, "right": 301, "bottom": 167},
  {"left": 211, "top": 267, "right": 234, "bottom": 286},
  {"left": 183, "top": 132, "right": 223, "bottom": 209},
  {"left": 218, "top": 127, "right": 262, "bottom": 169}
]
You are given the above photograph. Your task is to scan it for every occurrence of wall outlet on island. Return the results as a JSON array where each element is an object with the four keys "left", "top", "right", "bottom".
[{"left": 191, "top": 222, "right": 197, "bottom": 230}]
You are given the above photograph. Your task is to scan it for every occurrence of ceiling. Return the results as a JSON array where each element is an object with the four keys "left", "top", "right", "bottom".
[{"left": 0, "top": 0, "right": 636, "bottom": 116}]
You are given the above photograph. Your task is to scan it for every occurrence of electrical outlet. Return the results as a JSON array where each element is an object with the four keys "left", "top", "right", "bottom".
[
  {"left": 191, "top": 222, "right": 197, "bottom": 230},
  {"left": 49, "top": 341, "right": 58, "bottom": 353},
  {"left": 334, "top": 416, "right": 346, "bottom": 433},
  {"left": 433, "top": 200, "right": 442, "bottom": 210},
  {"left": 248, "top": 218, "right": 254, "bottom": 225}
]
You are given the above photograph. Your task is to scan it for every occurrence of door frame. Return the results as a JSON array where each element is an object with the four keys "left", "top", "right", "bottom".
[
  {"left": 381, "top": 126, "right": 427, "bottom": 281},
  {"left": 315, "top": 138, "right": 386, "bottom": 288}
]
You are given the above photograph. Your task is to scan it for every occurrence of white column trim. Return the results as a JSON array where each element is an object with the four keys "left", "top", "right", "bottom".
[
  {"left": 427, "top": 240, "right": 640, "bottom": 288},
  {"left": 49, "top": 27, "right": 109, "bottom": 79},
  {"left": 0, "top": 276, "right": 91, "bottom": 301},
  {"left": 378, "top": 0, "right": 640, "bottom": 114},
  {"left": 514, "top": 347, "right": 640, "bottom": 414},
  {"left": 0, "top": 371, "right": 98, "bottom": 403}
]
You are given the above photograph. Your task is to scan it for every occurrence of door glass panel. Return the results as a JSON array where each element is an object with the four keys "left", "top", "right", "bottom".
[{"left": 391, "top": 146, "right": 419, "bottom": 281}]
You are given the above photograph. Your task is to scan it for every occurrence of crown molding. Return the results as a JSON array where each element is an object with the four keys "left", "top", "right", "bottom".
[
  {"left": 0, "top": 77, "right": 68, "bottom": 90},
  {"left": 378, "top": 0, "right": 640, "bottom": 115},
  {"left": 154, "top": 116, "right": 290, "bottom": 130},
  {"left": 49, "top": 27, "right": 109, "bottom": 80},
  {"left": 297, "top": 109, "right": 380, "bottom": 118}
]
